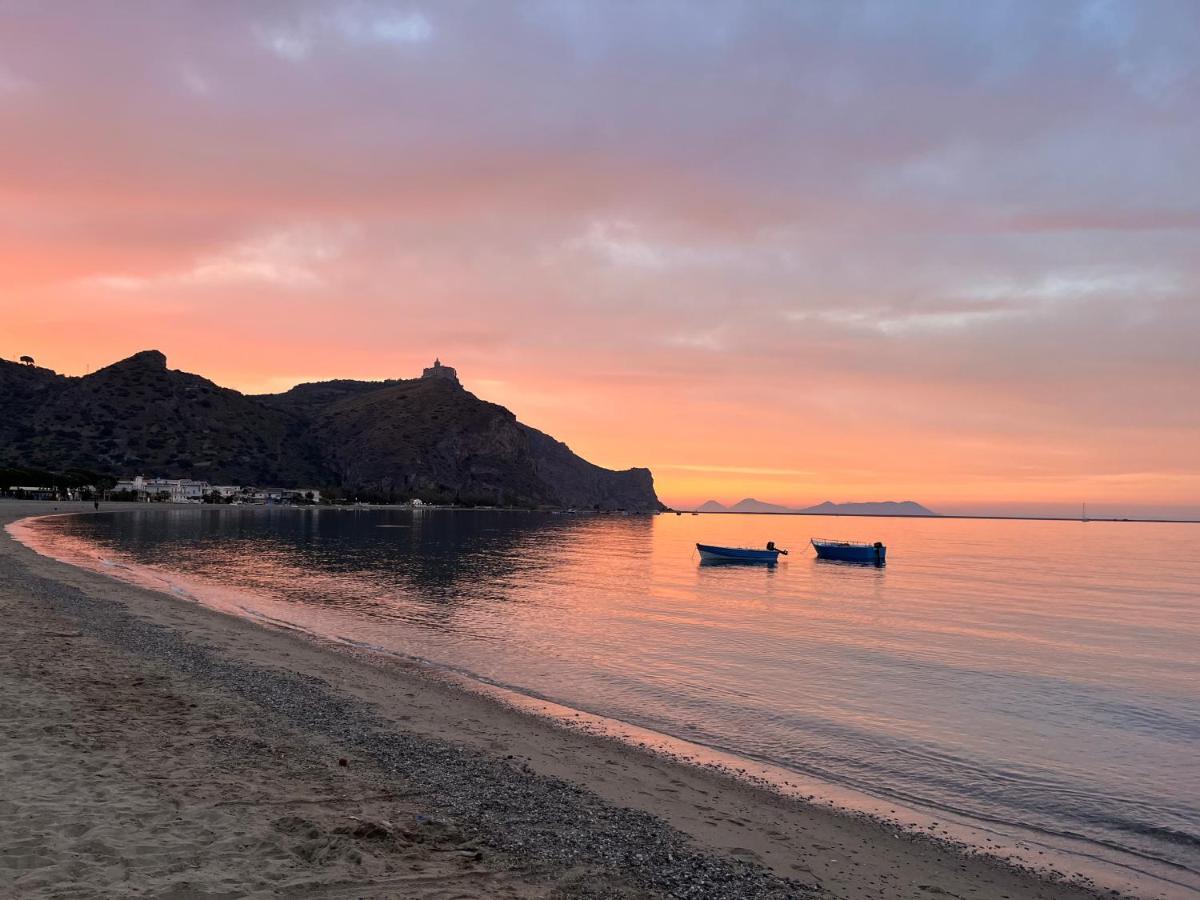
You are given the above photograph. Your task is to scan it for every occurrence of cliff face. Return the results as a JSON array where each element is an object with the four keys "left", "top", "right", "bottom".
[
  {"left": 0, "top": 352, "right": 661, "bottom": 510},
  {"left": 262, "top": 375, "right": 659, "bottom": 509},
  {"left": 521, "top": 425, "right": 658, "bottom": 511}
]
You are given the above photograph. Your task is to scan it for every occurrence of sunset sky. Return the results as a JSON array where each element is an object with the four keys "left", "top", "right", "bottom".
[{"left": 3, "top": 1, "right": 1198, "bottom": 517}]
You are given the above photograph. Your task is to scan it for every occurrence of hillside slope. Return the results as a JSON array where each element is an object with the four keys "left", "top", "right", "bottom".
[
  {"left": 263, "top": 375, "right": 657, "bottom": 508},
  {"left": 0, "top": 351, "right": 325, "bottom": 485},
  {"left": 0, "top": 352, "right": 660, "bottom": 509}
]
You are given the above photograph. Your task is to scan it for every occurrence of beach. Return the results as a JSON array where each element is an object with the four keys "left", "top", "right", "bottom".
[{"left": 0, "top": 501, "right": 1117, "bottom": 899}]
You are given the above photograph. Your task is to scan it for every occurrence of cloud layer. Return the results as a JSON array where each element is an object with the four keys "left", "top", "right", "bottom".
[{"left": 2, "top": 1, "right": 1198, "bottom": 514}]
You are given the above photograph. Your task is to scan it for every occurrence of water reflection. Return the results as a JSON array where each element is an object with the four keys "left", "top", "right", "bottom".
[
  {"left": 697, "top": 557, "right": 780, "bottom": 571},
  {"left": 36, "top": 507, "right": 1200, "bottom": 892}
]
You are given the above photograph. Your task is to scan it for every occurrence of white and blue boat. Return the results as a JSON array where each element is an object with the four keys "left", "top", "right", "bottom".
[
  {"left": 811, "top": 538, "right": 886, "bottom": 565},
  {"left": 696, "top": 542, "right": 787, "bottom": 563}
]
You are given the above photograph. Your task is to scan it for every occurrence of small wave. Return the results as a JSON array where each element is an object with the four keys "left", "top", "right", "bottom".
[{"left": 1113, "top": 822, "right": 1200, "bottom": 850}]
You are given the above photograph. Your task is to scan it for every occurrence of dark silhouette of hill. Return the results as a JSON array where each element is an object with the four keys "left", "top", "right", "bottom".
[
  {"left": 261, "top": 374, "right": 658, "bottom": 508},
  {"left": 0, "top": 351, "right": 324, "bottom": 486},
  {"left": 0, "top": 351, "right": 660, "bottom": 509}
]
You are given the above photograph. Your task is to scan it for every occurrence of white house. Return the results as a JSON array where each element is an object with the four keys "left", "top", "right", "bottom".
[
  {"left": 113, "top": 476, "right": 210, "bottom": 502},
  {"left": 113, "top": 476, "right": 321, "bottom": 504}
]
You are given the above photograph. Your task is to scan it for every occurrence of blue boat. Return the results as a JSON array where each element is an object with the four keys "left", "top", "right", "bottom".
[
  {"left": 696, "top": 542, "right": 787, "bottom": 563},
  {"left": 811, "top": 538, "right": 886, "bottom": 566}
]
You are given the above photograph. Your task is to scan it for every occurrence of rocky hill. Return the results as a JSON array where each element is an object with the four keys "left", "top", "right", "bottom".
[{"left": 0, "top": 351, "right": 661, "bottom": 510}]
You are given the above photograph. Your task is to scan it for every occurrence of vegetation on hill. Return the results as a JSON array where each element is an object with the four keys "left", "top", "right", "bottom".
[{"left": 0, "top": 352, "right": 660, "bottom": 510}]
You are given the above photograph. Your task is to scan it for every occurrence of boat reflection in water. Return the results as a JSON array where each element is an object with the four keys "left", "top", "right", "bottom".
[{"left": 811, "top": 538, "right": 886, "bottom": 566}]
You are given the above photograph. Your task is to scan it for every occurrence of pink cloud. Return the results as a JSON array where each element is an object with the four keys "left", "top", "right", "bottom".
[{"left": 2, "top": 1, "right": 1198, "bottom": 514}]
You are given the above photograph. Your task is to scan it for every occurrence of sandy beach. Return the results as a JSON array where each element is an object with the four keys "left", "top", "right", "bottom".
[{"left": 0, "top": 501, "right": 1117, "bottom": 899}]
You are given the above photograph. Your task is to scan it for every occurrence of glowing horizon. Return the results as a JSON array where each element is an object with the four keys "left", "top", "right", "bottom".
[{"left": 3, "top": 2, "right": 1198, "bottom": 518}]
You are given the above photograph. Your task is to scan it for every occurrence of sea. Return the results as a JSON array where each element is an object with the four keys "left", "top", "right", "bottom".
[{"left": 16, "top": 507, "right": 1200, "bottom": 897}]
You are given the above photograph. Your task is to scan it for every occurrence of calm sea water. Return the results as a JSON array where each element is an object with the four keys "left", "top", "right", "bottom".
[{"left": 28, "top": 508, "right": 1200, "bottom": 895}]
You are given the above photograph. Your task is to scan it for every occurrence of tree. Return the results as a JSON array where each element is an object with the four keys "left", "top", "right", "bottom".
[{"left": 19, "top": 355, "right": 34, "bottom": 366}]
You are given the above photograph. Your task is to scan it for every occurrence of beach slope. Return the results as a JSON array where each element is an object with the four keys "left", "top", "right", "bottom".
[{"left": 0, "top": 501, "right": 1109, "bottom": 899}]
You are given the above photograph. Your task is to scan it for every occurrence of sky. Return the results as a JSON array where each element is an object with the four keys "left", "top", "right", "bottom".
[{"left": 2, "top": 1, "right": 1198, "bottom": 517}]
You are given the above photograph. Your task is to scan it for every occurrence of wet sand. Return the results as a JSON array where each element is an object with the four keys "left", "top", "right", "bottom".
[{"left": 1, "top": 501, "right": 1117, "bottom": 898}]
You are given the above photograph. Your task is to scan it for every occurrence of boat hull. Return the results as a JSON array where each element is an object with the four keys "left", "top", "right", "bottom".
[
  {"left": 696, "top": 543, "right": 781, "bottom": 563},
  {"left": 811, "top": 540, "right": 886, "bottom": 565}
]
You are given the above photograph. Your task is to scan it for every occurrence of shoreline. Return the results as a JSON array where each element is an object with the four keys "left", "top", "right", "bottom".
[{"left": 1, "top": 500, "right": 1167, "bottom": 898}]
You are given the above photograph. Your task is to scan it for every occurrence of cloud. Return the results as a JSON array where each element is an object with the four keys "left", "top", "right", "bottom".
[
  {"left": 656, "top": 464, "right": 816, "bottom": 477},
  {"left": 664, "top": 328, "right": 727, "bottom": 351},
  {"left": 961, "top": 269, "right": 1182, "bottom": 304},
  {"left": 256, "top": 5, "right": 433, "bottom": 61},
  {"left": 179, "top": 64, "right": 212, "bottom": 97},
  {"left": 83, "top": 224, "right": 354, "bottom": 291},
  {"left": 258, "top": 28, "right": 313, "bottom": 62},
  {"left": 332, "top": 7, "right": 433, "bottom": 46},
  {"left": 3, "top": 1, "right": 1199, "bottom": 510},
  {"left": 0, "top": 62, "right": 30, "bottom": 95}
]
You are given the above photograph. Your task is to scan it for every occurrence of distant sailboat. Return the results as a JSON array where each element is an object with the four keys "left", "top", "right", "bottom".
[{"left": 1082, "top": 502, "right": 1089, "bottom": 523}]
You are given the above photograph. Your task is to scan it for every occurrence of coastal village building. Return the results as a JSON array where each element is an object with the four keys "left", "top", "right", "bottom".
[
  {"left": 2, "top": 485, "right": 87, "bottom": 501},
  {"left": 114, "top": 476, "right": 210, "bottom": 503},
  {"left": 246, "top": 487, "right": 322, "bottom": 504},
  {"left": 112, "top": 476, "right": 320, "bottom": 504}
]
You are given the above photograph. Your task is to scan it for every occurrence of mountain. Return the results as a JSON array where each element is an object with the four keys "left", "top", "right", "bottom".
[
  {"left": 693, "top": 498, "right": 937, "bottom": 516},
  {"left": 0, "top": 351, "right": 325, "bottom": 487},
  {"left": 796, "top": 500, "right": 936, "bottom": 516},
  {"left": 728, "top": 497, "right": 794, "bottom": 513},
  {"left": 0, "top": 351, "right": 661, "bottom": 510}
]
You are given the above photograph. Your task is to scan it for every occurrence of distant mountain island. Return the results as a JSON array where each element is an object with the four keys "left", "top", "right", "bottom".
[
  {"left": 0, "top": 350, "right": 661, "bottom": 510},
  {"left": 697, "top": 498, "right": 937, "bottom": 516}
]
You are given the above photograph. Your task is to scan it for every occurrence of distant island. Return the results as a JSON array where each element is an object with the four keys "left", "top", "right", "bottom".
[
  {"left": 0, "top": 351, "right": 661, "bottom": 511},
  {"left": 697, "top": 498, "right": 938, "bottom": 516}
]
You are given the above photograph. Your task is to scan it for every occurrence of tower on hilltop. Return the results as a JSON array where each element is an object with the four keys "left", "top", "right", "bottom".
[{"left": 421, "top": 358, "right": 459, "bottom": 384}]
